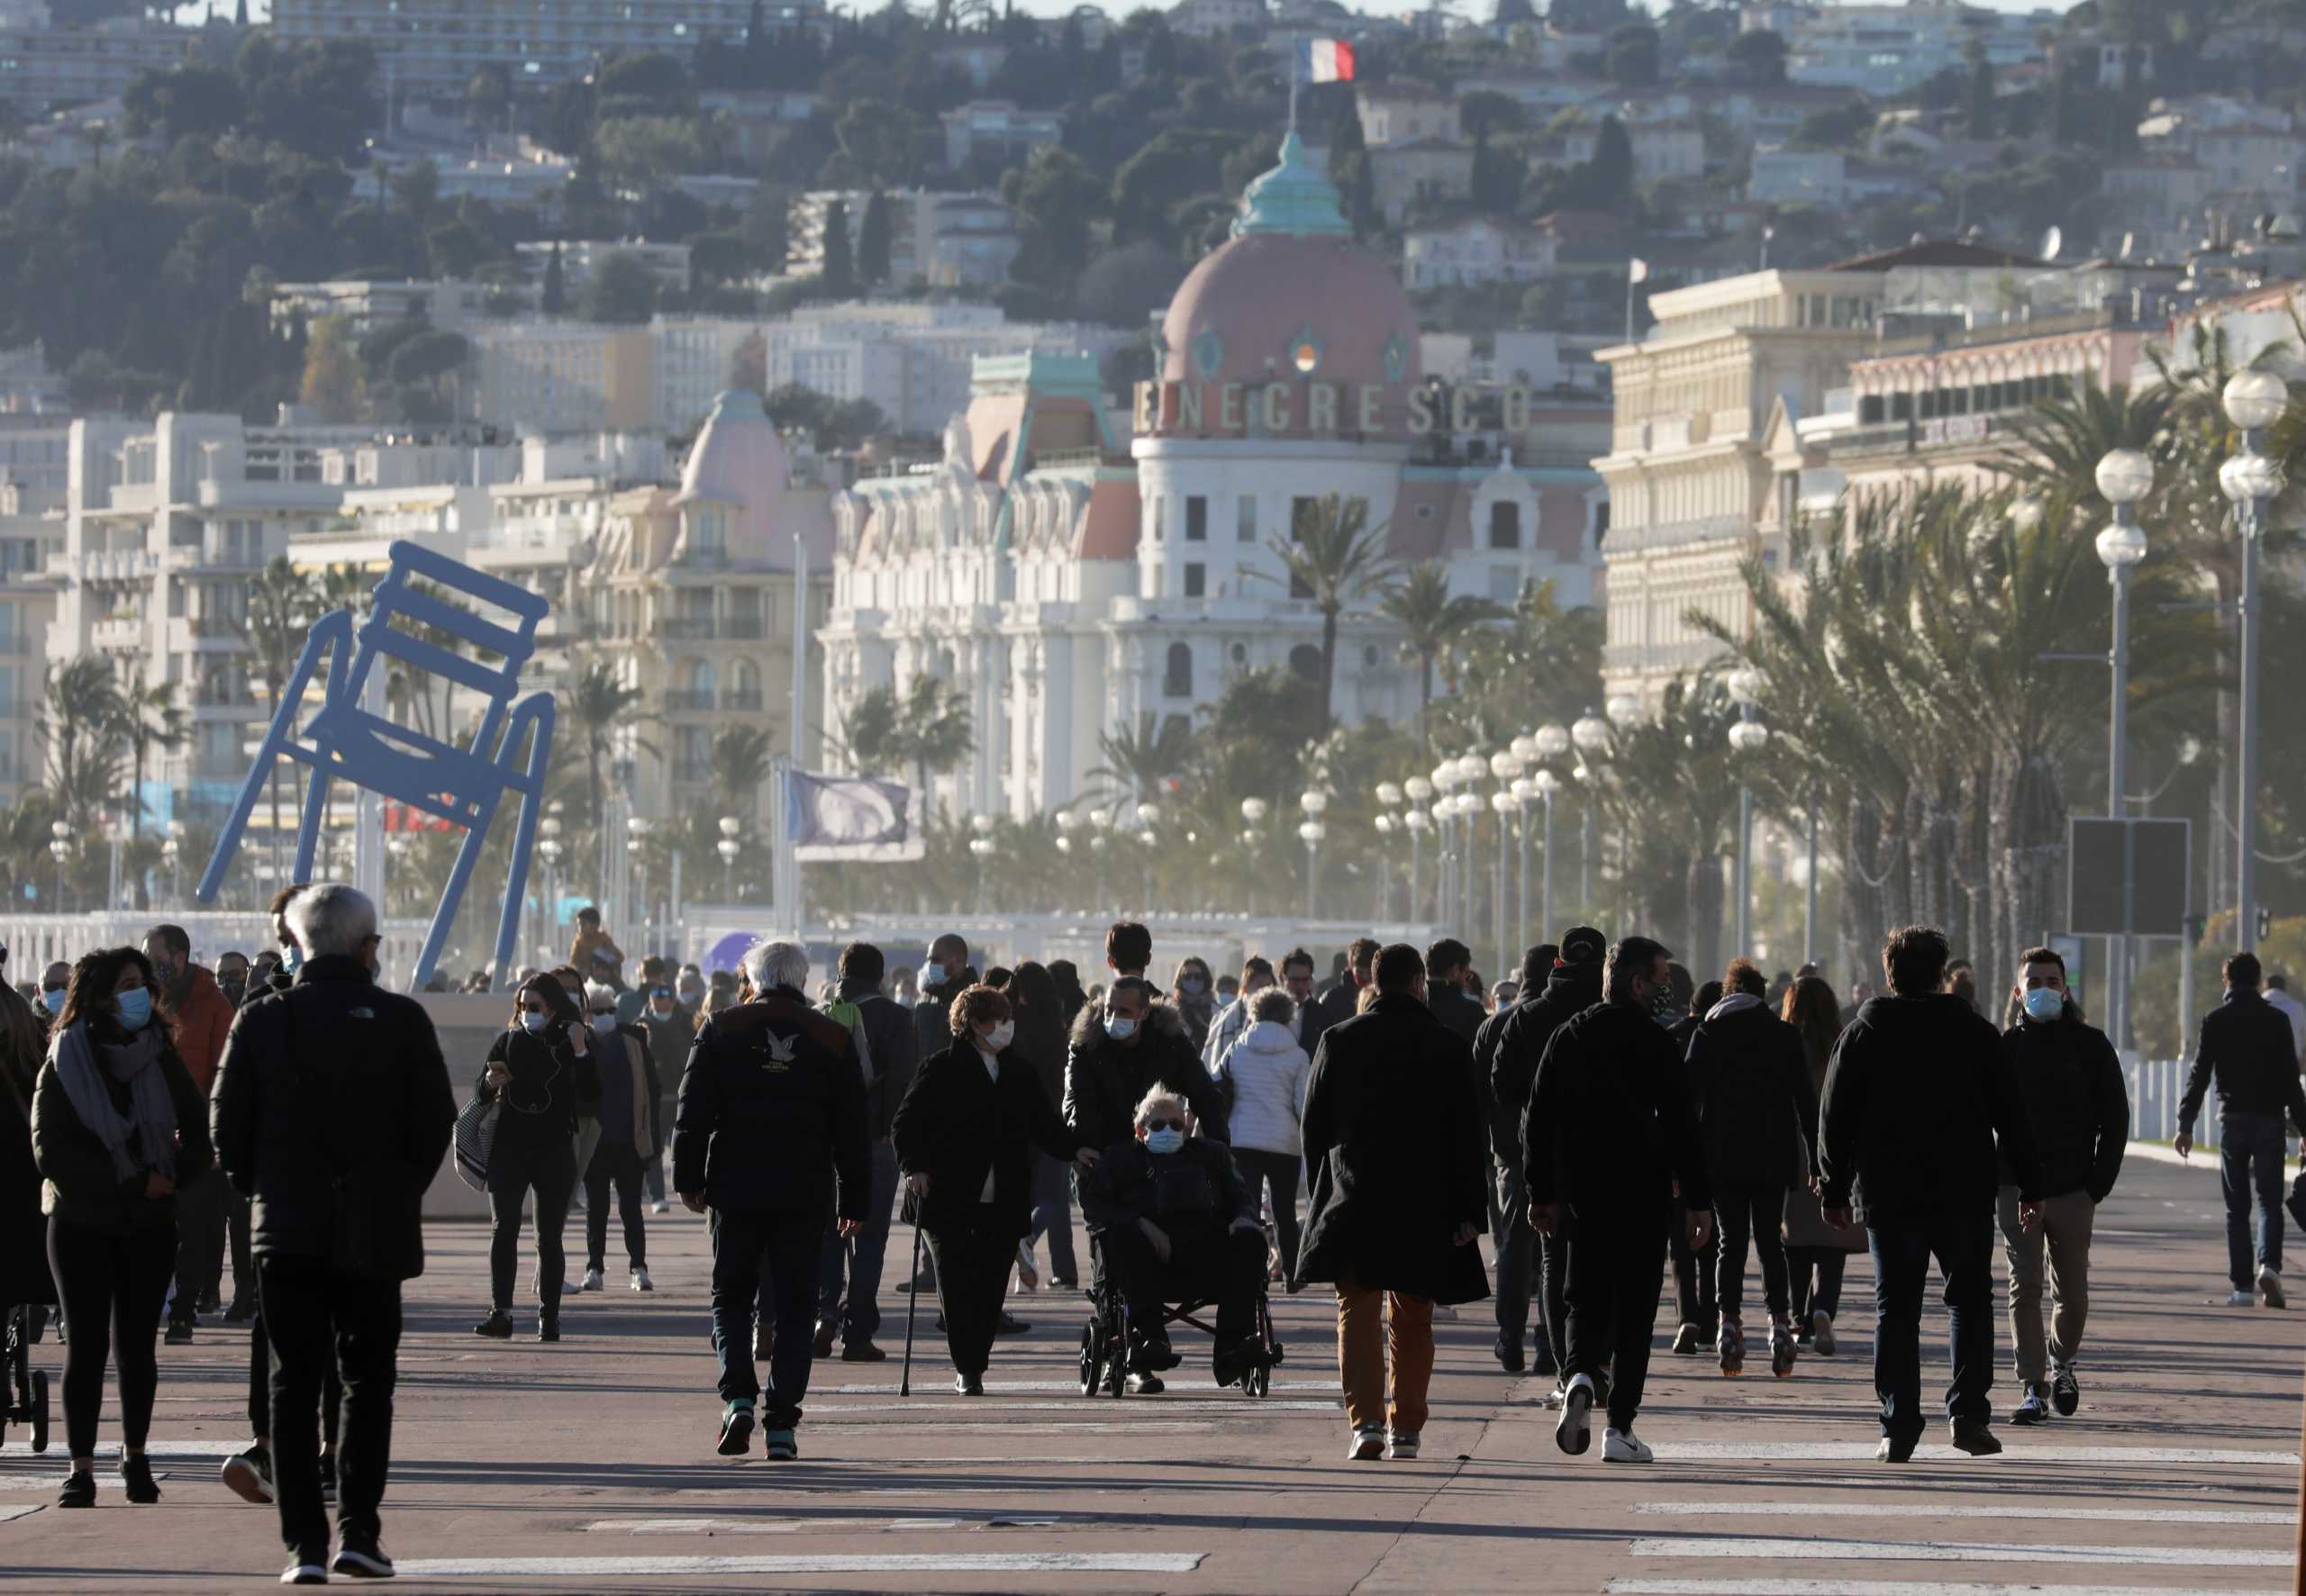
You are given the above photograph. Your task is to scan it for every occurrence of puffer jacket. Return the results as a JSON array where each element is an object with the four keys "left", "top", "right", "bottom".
[
  {"left": 1063, "top": 998, "right": 1230, "bottom": 1151},
  {"left": 1684, "top": 993, "right": 1817, "bottom": 1191},
  {"left": 1214, "top": 1018, "right": 1310, "bottom": 1156}
]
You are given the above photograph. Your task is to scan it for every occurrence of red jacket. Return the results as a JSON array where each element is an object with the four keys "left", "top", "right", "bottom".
[{"left": 164, "top": 965, "right": 235, "bottom": 1096}]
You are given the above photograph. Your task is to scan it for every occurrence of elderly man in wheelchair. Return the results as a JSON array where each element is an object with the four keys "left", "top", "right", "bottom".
[{"left": 1078, "top": 1087, "right": 1268, "bottom": 1392}]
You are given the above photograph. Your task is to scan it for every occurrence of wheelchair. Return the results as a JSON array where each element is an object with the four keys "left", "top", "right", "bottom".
[
  {"left": 1076, "top": 1231, "right": 1284, "bottom": 1400},
  {"left": 2, "top": 1303, "right": 50, "bottom": 1454}
]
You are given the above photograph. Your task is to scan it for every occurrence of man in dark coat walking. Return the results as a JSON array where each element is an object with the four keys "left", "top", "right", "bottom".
[
  {"left": 1298, "top": 944, "right": 1487, "bottom": 1465},
  {"left": 815, "top": 942, "right": 918, "bottom": 1361},
  {"left": 1062, "top": 979, "right": 1228, "bottom": 1154},
  {"left": 1473, "top": 943, "right": 1554, "bottom": 1374},
  {"left": 1299, "top": 939, "right": 1377, "bottom": 1065},
  {"left": 1820, "top": 925, "right": 2040, "bottom": 1463},
  {"left": 2176, "top": 948, "right": 2306, "bottom": 1308},
  {"left": 1527, "top": 935, "right": 1711, "bottom": 1465},
  {"left": 210, "top": 884, "right": 456, "bottom": 1582}
]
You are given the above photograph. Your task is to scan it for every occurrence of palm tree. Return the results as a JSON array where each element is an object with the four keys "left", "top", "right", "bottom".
[
  {"left": 897, "top": 673, "right": 974, "bottom": 811},
  {"left": 1089, "top": 712, "right": 1194, "bottom": 807},
  {"left": 560, "top": 659, "right": 654, "bottom": 832},
  {"left": 113, "top": 666, "right": 187, "bottom": 847},
  {"left": 41, "top": 657, "right": 125, "bottom": 830},
  {"left": 1258, "top": 493, "right": 1393, "bottom": 730},
  {"left": 839, "top": 683, "right": 905, "bottom": 775},
  {"left": 1377, "top": 561, "right": 1506, "bottom": 736},
  {"left": 708, "top": 723, "right": 776, "bottom": 821}
]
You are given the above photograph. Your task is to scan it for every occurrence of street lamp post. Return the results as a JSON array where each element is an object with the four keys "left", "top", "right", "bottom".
[
  {"left": 1430, "top": 762, "right": 1458, "bottom": 927},
  {"left": 50, "top": 821, "right": 69, "bottom": 911},
  {"left": 1134, "top": 802, "right": 1160, "bottom": 910},
  {"left": 626, "top": 815, "right": 652, "bottom": 944},
  {"left": 1571, "top": 711, "right": 1608, "bottom": 921},
  {"left": 2095, "top": 447, "right": 2154, "bottom": 1046},
  {"left": 1727, "top": 668, "right": 1769, "bottom": 958},
  {"left": 717, "top": 815, "right": 741, "bottom": 902},
  {"left": 1453, "top": 755, "right": 1486, "bottom": 940},
  {"left": 1802, "top": 793, "right": 1820, "bottom": 969},
  {"left": 1375, "top": 782, "right": 1403, "bottom": 920},
  {"left": 1533, "top": 767, "right": 1560, "bottom": 939},
  {"left": 1239, "top": 797, "right": 1268, "bottom": 915},
  {"left": 2221, "top": 369, "right": 2287, "bottom": 954},
  {"left": 1300, "top": 791, "right": 1329, "bottom": 920},
  {"left": 1605, "top": 696, "right": 1642, "bottom": 929},
  {"left": 1489, "top": 748, "right": 1524, "bottom": 976}
]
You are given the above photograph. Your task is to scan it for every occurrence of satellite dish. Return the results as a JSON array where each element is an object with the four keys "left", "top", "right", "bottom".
[
  {"left": 2039, "top": 225, "right": 2064, "bottom": 262},
  {"left": 2120, "top": 231, "right": 2136, "bottom": 260}
]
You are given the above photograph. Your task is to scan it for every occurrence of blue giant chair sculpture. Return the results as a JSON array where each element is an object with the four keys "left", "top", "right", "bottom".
[{"left": 195, "top": 540, "right": 556, "bottom": 991}]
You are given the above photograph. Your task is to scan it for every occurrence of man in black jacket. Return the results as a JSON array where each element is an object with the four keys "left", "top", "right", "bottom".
[
  {"left": 2177, "top": 949, "right": 2306, "bottom": 1308},
  {"left": 1473, "top": 943, "right": 1554, "bottom": 1374},
  {"left": 1062, "top": 979, "right": 1228, "bottom": 1155},
  {"left": 1526, "top": 936, "right": 1711, "bottom": 1465},
  {"left": 1301, "top": 939, "right": 1377, "bottom": 1064},
  {"left": 2000, "top": 947, "right": 2128, "bottom": 1425},
  {"left": 674, "top": 941, "right": 869, "bottom": 1463},
  {"left": 1077, "top": 1087, "right": 1266, "bottom": 1389},
  {"left": 1820, "top": 925, "right": 2040, "bottom": 1463},
  {"left": 815, "top": 942, "right": 918, "bottom": 1361},
  {"left": 1492, "top": 926, "right": 1609, "bottom": 1395},
  {"left": 1684, "top": 957, "right": 1816, "bottom": 1380},
  {"left": 210, "top": 884, "right": 456, "bottom": 1583}
]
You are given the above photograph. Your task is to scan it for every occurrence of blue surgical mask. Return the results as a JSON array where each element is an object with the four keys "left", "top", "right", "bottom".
[
  {"left": 41, "top": 988, "right": 64, "bottom": 1016},
  {"left": 1105, "top": 1014, "right": 1137, "bottom": 1041},
  {"left": 1144, "top": 1127, "right": 1184, "bottom": 1155},
  {"left": 520, "top": 1011, "right": 551, "bottom": 1034},
  {"left": 1182, "top": 977, "right": 1206, "bottom": 996},
  {"left": 114, "top": 988, "right": 152, "bottom": 1032},
  {"left": 2022, "top": 987, "right": 2064, "bottom": 1024},
  {"left": 282, "top": 945, "right": 304, "bottom": 975}
]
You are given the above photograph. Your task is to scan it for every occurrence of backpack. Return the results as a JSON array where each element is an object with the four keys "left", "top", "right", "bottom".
[{"left": 822, "top": 995, "right": 875, "bottom": 1087}]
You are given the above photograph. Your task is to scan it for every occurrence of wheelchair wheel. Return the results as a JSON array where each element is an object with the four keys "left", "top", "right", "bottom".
[
  {"left": 29, "top": 1370, "right": 45, "bottom": 1454},
  {"left": 1077, "top": 1324, "right": 1101, "bottom": 1397},
  {"left": 1246, "top": 1361, "right": 1270, "bottom": 1399}
]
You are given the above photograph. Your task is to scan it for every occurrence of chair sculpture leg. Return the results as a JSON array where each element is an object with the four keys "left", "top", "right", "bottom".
[
  {"left": 489, "top": 696, "right": 556, "bottom": 989},
  {"left": 292, "top": 766, "right": 331, "bottom": 886},
  {"left": 195, "top": 621, "right": 340, "bottom": 904},
  {"left": 415, "top": 795, "right": 499, "bottom": 996}
]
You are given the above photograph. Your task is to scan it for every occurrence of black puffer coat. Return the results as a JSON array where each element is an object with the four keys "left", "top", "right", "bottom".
[{"left": 1062, "top": 1000, "right": 1229, "bottom": 1153}]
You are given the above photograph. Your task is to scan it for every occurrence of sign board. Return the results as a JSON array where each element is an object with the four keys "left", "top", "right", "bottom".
[{"left": 2067, "top": 817, "right": 2191, "bottom": 938}]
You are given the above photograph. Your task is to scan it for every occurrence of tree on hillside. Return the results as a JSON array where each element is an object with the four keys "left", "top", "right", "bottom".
[
  {"left": 819, "top": 199, "right": 856, "bottom": 296},
  {"left": 299, "top": 315, "right": 363, "bottom": 421},
  {"left": 579, "top": 251, "right": 658, "bottom": 323},
  {"left": 1003, "top": 145, "right": 1102, "bottom": 288},
  {"left": 858, "top": 189, "right": 892, "bottom": 286},
  {"left": 541, "top": 241, "right": 566, "bottom": 314}
]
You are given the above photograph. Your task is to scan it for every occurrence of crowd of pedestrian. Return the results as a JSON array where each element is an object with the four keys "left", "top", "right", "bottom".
[{"left": 5, "top": 884, "right": 2295, "bottom": 1585}]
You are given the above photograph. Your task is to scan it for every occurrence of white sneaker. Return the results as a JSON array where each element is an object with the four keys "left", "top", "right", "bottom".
[
  {"left": 1540, "top": 1380, "right": 1568, "bottom": 1410},
  {"left": 2229, "top": 1287, "right": 2257, "bottom": 1306},
  {"left": 1385, "top": 1429, "right": 1420, "bottom": 1460},
  {"left": 2259, "top": 1266, "right": 2286, "bottom": 1309},
  {"left": 1430, "top": 1304, "right": 1458, "bottom": 1321},
  {"left": 1554, "top": 1373, "right": 1593, "bottom": 1455},
  {"left": 1602, "top": 1428, "right": 1653, "bottom": 1464},
  {"left": 1348, "top": 1424, "right": 1385, "bottom": 1461},
  {"left": 649, "top": 1201, "right": 670, "bottom": 1215},
  {"left": 578, "top": 1266, "right": 604, "bottom": 1292},
  {"left": 630, "top": 1267, "right": 653, "bottom": 1292}
]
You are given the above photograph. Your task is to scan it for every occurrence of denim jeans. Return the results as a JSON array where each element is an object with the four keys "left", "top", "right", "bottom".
[
  {"left": 259, "top": 1257, "right": 399, "bottom": 1557},
  {"left": 1022, "top": 1149, "right": 1079, "bottom": 1283},
  {"left": 1868, "top": 1211, "right": 1995, "bottom": 1440},
  {"left": 817, "top": 1140, "right": 900, "bottom": 1343},
  {"left": 1491, "top": 1176, "right": 1537, "bottom": 1352},
  {"left": 2220, "top": 1111, "right": 2288, "bottom": 1289}
]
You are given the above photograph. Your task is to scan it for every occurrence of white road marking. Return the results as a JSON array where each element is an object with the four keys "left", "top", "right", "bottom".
[
  {"left": 1634, "top": 1501, "right": 2292, "bottom": 1526},
  {"left": 0, "top": 1502, "right": 38, "bottom": 1522},
  {"left": 1609, "top": 1582, "right": 2271, "bottom": 1596},
  {"left": 1627, "top": 1537, "right": 2287, "bottom": 1569},
  {"left": 589, "top": 1516, "right": 1080, "bottom": 1534},
  {"left": 825, "top": 1379, "right": 1338, "bottom": 1394},
  {"left": 0, "top": 1472, "right": 168, "bottom": 1492},
  {"left": 806, "top": 1419, "right": 1214, "bottom": 1432},
  {"left": 813, "top": 1400, "right": 1335, "bottom": 1413},
  {"left": 1648, "top": 1442, "right": 2296, "bottom": 1465},
  {"left": 0, "top": 1439, "right": 225, "bottom": 1458},
  {"left": 395, "top": 1551, "right": 1206, "bottom": 1576}
]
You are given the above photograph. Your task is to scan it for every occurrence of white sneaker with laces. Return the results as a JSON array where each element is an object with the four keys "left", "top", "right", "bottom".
[
  {"left": 630, "top": 1267, "right": 653, "bottom": 1292},
  {"left": 1554, "top": 1373, "right": 1593, "bottom": 1455},
  {"left": 1348, "top": 1425, "right": 1385, "bottom": 1461},
  {"left": 1602, "top": 1428, "right": 1653, "bottom": 1464},
  {"left": 649, "top": 1201, "right": 670, "bottom": 1215},
  {"left": 2259, "top": 1266, "right": 2286, "bottom": 1309},
  {"left": 2229, "top": 1287, "right": 2257, "bottom": 1306},
  {"left": 578, "top": 1266, "right": 604, "bottom": 1292}
]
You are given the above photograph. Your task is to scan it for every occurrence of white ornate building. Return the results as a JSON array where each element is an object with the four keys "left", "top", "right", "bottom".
[{"left": 821, "top": 133, "right": 1608, "bottom": 821}]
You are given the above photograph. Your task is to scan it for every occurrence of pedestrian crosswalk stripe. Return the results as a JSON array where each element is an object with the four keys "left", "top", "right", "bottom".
[
  {"left": 0, "top": 1440, "right": 224, "bottom": 1458},
  {"left": 825, "top": 1379, "right": 1339, "bottom": 1394},
  {"left": 587, "top": 1516, "right": 1084, "bottom": 1534},
  {"left": 808, "top": 1419, "right": 1217, "bottom": 1433},
  {"left": 0, "top": 1502, "right": 37, "bottom": 1523},
  {"left": 1647, "top": 1442, "right": 2296, "bottom": 1465},
  {"left": 1626, "top": 1537, "right": 2288, "bottom": 1568},
  {"left": 1634, "top": 1501, "right": 2292, "bottom": 1526},
  {"left": 813, "top": 1400, "right": 1336, "bottom": 1413},
  {"left": 1608, "top": 1582, "right": 2272, "bottom": 1596},
  {"left": 394, "top": 1552, "right": 1206, "bottom": 1576}
]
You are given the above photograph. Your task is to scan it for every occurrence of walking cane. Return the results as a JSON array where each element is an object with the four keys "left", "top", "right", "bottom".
[{"left": 899, "top": 1218, "right": 924, "bottom": 1398}]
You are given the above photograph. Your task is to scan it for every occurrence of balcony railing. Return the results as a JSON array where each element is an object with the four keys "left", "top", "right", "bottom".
[
  {"left": 657, "top": 615, "right": 716, "bottom": 640},
  {"left": 663, "top": 689, "right": 716, "bottom": 712},
  {"left": 723, "top": 615, "right": 766, "bottom": 640},
  {"left": 722, "top": 690, "right": 763, "bottom": 712}
]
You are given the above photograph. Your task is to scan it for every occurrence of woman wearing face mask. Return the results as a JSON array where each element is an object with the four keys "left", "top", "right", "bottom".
[
  {"left": 472, "top": 975, "right": 599, "bottom": 1341},
  {"left": 28, "top": 948, "right": 213, "bottom": 1508},
  {"left": 890, "top": 986, "right": 1100, "bottom": 1394},
  {"left": 37, "top": 962, "right": 70, "bottom": 1031},
  {"left": 0, "top": 959, "right": 54, "bottom": 1418},
  {"left": 1201, "top": 957, "right": 1275, "bottom": 1079},
  {"left": 1213, "top": 986, "right": 1312, "bottom": 1288},
  {"left": 576, "top": 981, "right": 658, "bottom": 1294},
  {"left": 1169, "top": 957, "right": 1216, "bottom": 1056}
]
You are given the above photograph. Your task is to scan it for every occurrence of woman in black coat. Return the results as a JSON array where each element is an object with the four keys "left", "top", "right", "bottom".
[
  {"left": 0, "top": 975, "right": 52, "bottom": 1322},
  {"left": 29, "top": 947, "right": 212, "bottom": 1508},
  {"left": 472, "top": 974, "right": 599, "bottom": 1342},
  {"left": 891, "top": 984, "right": 1096, "bottom": 1394}
]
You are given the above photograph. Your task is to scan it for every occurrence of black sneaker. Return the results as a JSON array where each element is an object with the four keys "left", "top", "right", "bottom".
[
  {"left": 197, "top": 1290, "right": 222, "bottom": 1315},
  {"left": 840, "top": 1340, "right": 888, "bottom": 1362},
  {"left": 536, "top": 1313, "right": 560, "bottom": 1344},
  {"left": 1670, "top": 1322, "right": 1702, "bottom": 1356},
  {"left": 222, "top": 1443, "right": 276, "bottom": 1504},
  {"left": 1493, "top": 1336, "right": 1525, "bottom": 1373},
  {"left": 164, "top": 1319, "right": 195, "bottom": 1346},
  {"left": 282, "top": 1552, "right": 329, "bottom": 1584},
  {"left": 58, "top": 1470, "right": 95, "bottom": 1509},
  {"left": 332, "top": 1537, "right": 395, "bottom": 1579},
  {"left": 223, "top": 1299, "right": 256, "bottom": 1324},
  {"left": 812, "top": 1320, "right": 836, "bottom": 1358},
  {"left": 717, "top": 1402, "right": 755, "bottom": 1456},
  {"left": 994, "top": 1310, "right": 1030, "bottom": 1336},
  {"left": 2011, "top": 1386, "right": 2051, "bottom": 1426},
  {"left": 1949, "top": 1418, "right": 2002, "bottom": 1456},
  {"left": 2051, "top": 1364, "right": 2080, "bottom": 1417},
  {"left": 1530, "top": 1340, "right": 1558, "bottom": 1376},
  {"left": 473, "top": 1310, "right": 513, "bottom": 1339},
  {"left": 120, "top": 1454, "right": 160, "bottom": 1503},
  {"left": 954, "top": 1372, "right": 984, "bottom": 1396},
  {"left": 318, "top": 1452, "right": 337, "bottom": 1506}
]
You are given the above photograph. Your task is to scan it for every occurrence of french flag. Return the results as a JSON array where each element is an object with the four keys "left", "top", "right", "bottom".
[{"left": 1297, "top": 36, "right": 1355, "bottom": 84}]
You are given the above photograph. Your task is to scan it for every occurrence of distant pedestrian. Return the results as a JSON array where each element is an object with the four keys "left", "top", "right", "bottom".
[
  {"left": 2176, "top": 949, "right": 2306, "bottom": 1308},
  {"left": 1104, "top": 921, "right": 1152, "bottom": 984},
  {"left": 1201, "top": 955, "right": 1276, "bottom": 1076},
  {"left": 576, "top": 981, "right": 658, "bottom": 1295},
  {"left": 1213, "top": 986, "right": 1311, "bottom": 1286},
  {"left": 639, "top": 982, "right": 692, "bottom": 1211},
  {"left": 2265, "top": 974, "right": 2306, "bottom": 1062},
  {"left": 1064, "top": 977, "right": 1229, "bottom": 1155},
  {"left": 210, "top": 885, "right": 454, "bottom": 1583},
  {"left": 1528, "top": 937, "right": 1711, "bottom": 1464},
  {"left": 1048, "top": 961, "right": 1088, "bottom": 1028},
  {"left": 1003, "top": 962, "right": 1076, "bottom": 1295},
  {"left": 1475, "top": 944, "right": 1554, "bottom": 1374},
  {"left": 1423, "top": 939, "right": 1486, "bottom": 1047},
  {"left": 567, "top": 906, "right": 625, "bottom": 993},
  {"left": 1169, "top": 957, "right": 1217, "bottom": 1056},
  {"left": 472, "top": 974, "right": 598, "bottom": 1341},
  {"left": 1820, "top": 926, "right": 2038, "bottom": 1463},
  {"left": 816, "top": 942, "right": 918, "bottom": 1357},
  {"left": 143, "top": 923, "right": 233, "bottom": 1343},
  {"left": 1780, "top": 974, "right": 1857, "bottom": 1353},
  {"left": 1298, "top": 944, "right": 1487, "bottom": 1463},
  {"left": 1999, "top": 947, "right": 2126, "bottom": 1425},
  {"left": 1300, "top": 939, "right": 1376, "bottom": 1063}
]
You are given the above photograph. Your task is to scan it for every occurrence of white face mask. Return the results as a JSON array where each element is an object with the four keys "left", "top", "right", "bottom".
[
  {"left": 982, "top": 1020, "right": 1014, "bottom": 1051},
  {"left": 592, "top": 1012, "right": 619, "bottom": 1036}
]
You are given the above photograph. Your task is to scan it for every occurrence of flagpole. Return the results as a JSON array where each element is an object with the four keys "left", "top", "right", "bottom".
[{"left": 1625, "top": 271, "right": 1634, "bottom": 345}]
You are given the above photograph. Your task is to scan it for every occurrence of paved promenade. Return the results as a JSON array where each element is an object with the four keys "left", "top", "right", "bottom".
[{"left": 4, "top": 1151, "right": 2299, "bottom": 1593}]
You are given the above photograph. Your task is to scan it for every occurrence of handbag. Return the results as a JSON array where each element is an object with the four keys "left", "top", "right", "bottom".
[
  {"left": 286, "top": 998, "right": 426, "bottom": 1281},
  {"left": 453, "top": 1093, "right": 498, "bottom": 1194}
]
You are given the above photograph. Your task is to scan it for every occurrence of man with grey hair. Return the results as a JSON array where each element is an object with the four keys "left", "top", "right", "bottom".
[
  {"left": 212, "top": 884, "right": 457, "bottom": 1582},
  {"left": 675, "top": 940, "right": 870, "bottom": 1463}
]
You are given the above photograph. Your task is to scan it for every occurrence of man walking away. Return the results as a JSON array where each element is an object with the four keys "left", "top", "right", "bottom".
[
  {"left": 1298, "top": 945, "right": 1488, "bottom": 1463},
  {"left": 577, "top": 981, "right": 658, "bottom": 1294},
  {"left": 1685, "top": 957, "right": 1816, "bottom": 1380},
  {"left": 211, "top": 884, "right": 456, "bottom": 1584},
  {"left": 145, "top": 924, "right": 233, "bottom": 1342},
  {"left": 1820, "top": 926, "right": 2039, "bottom": 1463},
  {"left": 817, "top": 942, "right": 915, "bottom": 1361},
  {"left": 1104, "top": 921, "right": 1153, "bottom": 983},
  {"left": 2264, "top": 974, "right": 2305, "bottom": 1063},
  {"left": 1492, "top": 928, "right": 1608, "bottom": 1399},
  {"left": 2177, "top": 950, "right": 2306, "bottom": 1308},
  {"left": 1475, "top": 944, "right": 1554, "bottom": 1375},
  {"left": 1527, "top": 937, "right": 1711, "bottom": 1465},
  {"left": 2000, "top": 948, "right": 2127, "bottom": 1424},
  {"left": 1301, "top": 939, "right": 1378, "bottom": 1064},
  {"left": 675, "top": 941, "right": 868, "bottom": 1464}
]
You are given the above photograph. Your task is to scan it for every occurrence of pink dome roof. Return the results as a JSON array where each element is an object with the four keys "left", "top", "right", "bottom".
[
  {"left": 676, "top": 389, "right": 793, "bottom": 557},
  {"left": 1154, "top": 231, "right": 1422, "bottom": 440}
]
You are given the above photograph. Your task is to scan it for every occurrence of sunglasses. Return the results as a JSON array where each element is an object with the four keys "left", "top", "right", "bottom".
[
  {"left": 1140, "top": 1117, "right": 1185, "bottom": 1133},
  {"left": 590, "top": 1008, "right": 616, "bottom": 1019}
]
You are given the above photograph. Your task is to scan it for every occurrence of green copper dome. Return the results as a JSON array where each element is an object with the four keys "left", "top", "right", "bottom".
[{"left": 1232, "top": 129, "right": 1351, "bottom": 240}]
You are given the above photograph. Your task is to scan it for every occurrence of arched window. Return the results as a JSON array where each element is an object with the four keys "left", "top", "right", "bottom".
[
  {"left": 1288, "top": 644, "right": 1322, "bottom": 682},
  {"left": 1164, "top": 641, "right": 1193, "bottom": 699},
  {"left": 1489, "top": 499, "right": 1521, "bottom": 549}
]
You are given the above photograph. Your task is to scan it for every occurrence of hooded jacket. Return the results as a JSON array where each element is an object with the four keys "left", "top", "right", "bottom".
[
  {"left": 1215, "top": 1017, "right": 1311, "bottom": 1156},
  {"left": 1063, "top": 998, "right": 1229, "bottom": 1152},
  {"left": 1489, "top": 961, "right": 1605, "bottom": 1177},
  {"left": 1684, "top": 993, "right": 1818, "bottom": 1191},
  {"left": 1820, "top": 993, "right": 2038, "bottom": 1222},
  {"left": 1525, "top": 999, "right": 1710, "bottom": 1221},
  {"left": 2000, "top": 1010, "right": 2127, "bottom": 1201}
]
